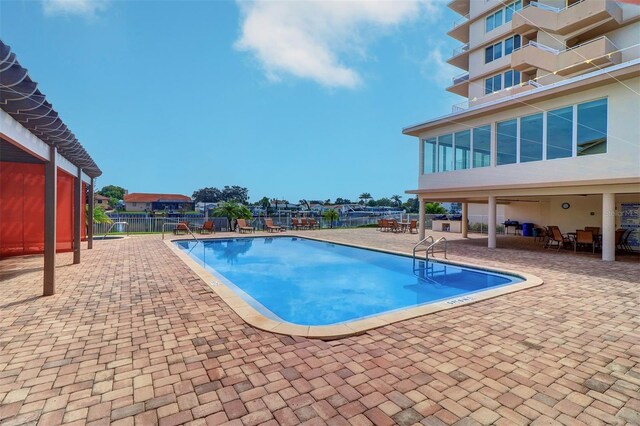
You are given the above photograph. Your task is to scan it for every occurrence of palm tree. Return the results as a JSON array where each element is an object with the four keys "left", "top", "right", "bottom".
[
  {"left": 359, "top": 192, "right": 372, "bottom": 205},
  {"left": 391, "top": 195, "right": 402, "bottom": 207},
  {"left": 213, "top": 202, "right": 252, "bottom": 231},
  {"left": 322, "top": 209, "right": 340, "bottom": 229}
]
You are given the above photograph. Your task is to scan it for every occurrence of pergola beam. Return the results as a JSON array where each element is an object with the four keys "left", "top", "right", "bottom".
[
  {"left": 44, "top": 145, "right": 57, "bottom": 296},
  {"left": 73, "top": 167, "right": 82, "bottom": 264}
]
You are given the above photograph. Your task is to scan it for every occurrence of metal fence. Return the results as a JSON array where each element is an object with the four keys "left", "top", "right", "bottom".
[{"left": 94, "top": 213, "right": 506, "bottom": 235}]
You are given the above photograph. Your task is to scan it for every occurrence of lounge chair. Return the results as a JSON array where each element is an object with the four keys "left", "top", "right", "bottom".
[
  {"left": 264, "top": 218, "right": 283, "bottom": 233},
  {"left": 199, "top": 221, "right": 215, "bottom": 234},
  {"left": 574, "top": 230, "right": 595, "bottom": 254},
  {"left": 291, "top": 218, "right": 302, "bottom": 230},
  {"left": 300, "top": 218, "right": 310, "bottom": 230},
  {"left": 308, "top": 218, "right": 319, "bottom": 230},
  {"left": 409, "top": 219, "right": 418, "bottom": 234},
  {"left": 548, "top": 227, "right": 571, "bottom": 251},
  {"left": 236, "top": 218, "right": 255, "bottom": 234},
  {"left": 174, "top": 221, "right": 189, "bottom": 235}
]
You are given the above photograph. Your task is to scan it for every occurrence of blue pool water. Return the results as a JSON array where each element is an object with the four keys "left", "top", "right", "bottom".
[{"left": 176, "top": 237, "right": 522, "bottom": 326}]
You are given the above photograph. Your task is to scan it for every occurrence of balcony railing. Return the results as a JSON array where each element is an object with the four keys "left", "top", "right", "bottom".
[
  {"left": 450, "top": 79, "right": 542, "bottom": 113},
  {"left": 452, "top": 44, "right": 469, "bottom": 57},
  {"left": 451, "top": 13, "right": 469, "bottom": 29},
  {"left": 452, "top": 72, "right": 469, "bottom": 85}
]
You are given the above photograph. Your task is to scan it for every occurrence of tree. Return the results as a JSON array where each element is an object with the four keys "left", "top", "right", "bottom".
[
  {"left": 220, "top": 186, "right": 249, "bottom": 204},
  {"left": 359, "top": 193, "right": 372, "bottom": 205},
  {"left": 334, "top": 197, "right": 351, "bottom": 205},
  {"left": 87, "top": 206, "right": 112, "bottom": 224},
  {"left": 259, "top": 197, "right": 270, "bottom": 214},
  {"left": 97, "top": 185, "right": 126, "bottom": 208},
  {"left": 213, "top": 202, "right": 252, "bottom": 231},
  {"left": 402, "top": 197, "right": 419, "bottom": 213},
  {"left": 322, "top": 209, "right": 339, "bottom": 229},
  {"left": 426, "top": 202, "right": 447, "bottom": 214},
  {"left": 376, "top": 197, "right": 393, "bottom": 207},
  {"left": 192, "top": 187, "right": 221, "bottom": 203},
  {"left": 391, "top": 195, "right": 402, "bottom": 207}
]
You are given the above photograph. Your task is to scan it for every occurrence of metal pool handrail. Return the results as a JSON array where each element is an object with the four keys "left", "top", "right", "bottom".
[
  {"left": 162, "top": 222, "right": 199, "bottom": 243},
  {"left": 103, "top": 221, "right": 129, "bottom": 239}
]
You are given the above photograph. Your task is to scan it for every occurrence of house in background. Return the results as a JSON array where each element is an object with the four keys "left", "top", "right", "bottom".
[
  {"left": 123, "top": 193, "right": 195, "bottom": 212},
  {"left": 94, "top": 194, "right": 111, "bottom": 209},
  {"left": 404, "top": 0, "right": 640, "bottom": 260}
]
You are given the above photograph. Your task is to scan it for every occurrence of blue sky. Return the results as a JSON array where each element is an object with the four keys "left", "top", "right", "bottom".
[{"left": 1, "top": 0, "right": 462, "bottom": 203}]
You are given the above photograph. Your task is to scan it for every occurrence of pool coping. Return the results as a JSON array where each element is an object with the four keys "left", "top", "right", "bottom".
[{"left": 165, "top": 233, "right": 544, "bottom": 340}]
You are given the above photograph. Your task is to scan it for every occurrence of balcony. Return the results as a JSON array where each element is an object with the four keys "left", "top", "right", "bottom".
[
  {"left": 447, "top": 0, "right": 469, "bottom": 17},
  {"left": 447, "top": 14, "right": 470, "bottom": 43},
  {"left": 511, "top": 0, "right": 623, "bottom": 36},
  {"left": 511, "top": 37, "right": 622, "bottom": 76},
  {"left": 446, "top": 73, "right": 469, "bottom": 97},
  {"left": 447, "top": 44, "right": 470, "bottom": 70}
]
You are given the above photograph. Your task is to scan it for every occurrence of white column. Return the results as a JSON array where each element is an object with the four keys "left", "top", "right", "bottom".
[
  {"left": 488, "top": 195, "right": 496, "bottom": 249},
  {"left": 418, "top": 197, "right": 426, "bottom": 241},
  {"left": 602, "top": 192, "right": 616, "bottom": 261},
  {"left": 44, "top": 146, "right": 57, "bottom": 296},
  {"left": 462, "top": 202, "right": 468, "bottom": 238}
]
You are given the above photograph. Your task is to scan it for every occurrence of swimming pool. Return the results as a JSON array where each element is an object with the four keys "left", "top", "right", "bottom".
[{"left": 174, "top": 236, "right": 535, "bottom": 334}]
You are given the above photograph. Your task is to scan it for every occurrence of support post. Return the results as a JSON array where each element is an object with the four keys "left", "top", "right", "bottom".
[
  {"left": 88, "top": 178, "right": 94, "bottom": 249},
  {"left": 44, "top": 146, "right": 57, "bottom": 296},
  {"left": 602, "top": 192, "right": 616, "bottom": 261},
  {"left": 488, "top": 195, "right": 496, "bottom": 249},
  {"left": 418, "top": 197, "right": 426, "bottom": 241},
  {"left": 73, "top": 168, "right": 82, "bottom": 264},
  {"left": 462, "top": 202, "right": 468, "bottom": 238}
]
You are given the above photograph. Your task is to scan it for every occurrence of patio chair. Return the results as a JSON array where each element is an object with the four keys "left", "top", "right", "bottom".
[
  {"left": 199, "top": 221, "right": 215, "bottom": 234},
  {"left": 308, "top": 218, "right": 319, "bottom": 230},
  {"left": 173, "top": 221, "right": 189, "bottom": 235},
  {"left": 574, "top": 230, "right": 595, "bottom": 254},
  {"left": 301, "top": 218, "right": 310, "bottom": 230},
  {"left": 409, "top": 219, "right": 418, "bottom": 234},
  {"left": 621, "top": 228, "right": 634, "bottom": 253},
  {"left": 548, "top": 227, "right": 571, "bottom": 251},
  {"left": 236, "top": 219, "right": 255, "bottom": 234},
  {"left": 615, "top": 229, "right": 627, "bottom": 252},
  {"left": 291, "top": 218, "right": 302, "bottom": 230},
  {"left": 389, "top": 220, "right": 402, "bottom": 233},
  {"left": 264, "top": 218, "right": 283, "bottom": 233},
  {"left": 585, "top": 226, "right": 600, "bottom": 236}
]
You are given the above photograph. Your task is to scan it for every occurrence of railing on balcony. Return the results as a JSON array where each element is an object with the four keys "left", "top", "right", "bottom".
[
  {"left": 451, "top": 13, "right": 469, "bottom": 29},
  {"left": 450, "top": 79, "right": 543, "bottom": 113},
  {"left": 452, "top": 72, "right": 470, "bottom": 85},
  {"left": 517, "top": 36, "right": 617, "bottom": 56},
  {"left": 452, "top": 44, "right": 469, "bottom": 57}
]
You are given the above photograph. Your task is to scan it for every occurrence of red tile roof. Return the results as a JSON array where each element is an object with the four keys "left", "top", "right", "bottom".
[{"left": 124, "top": 193, "right": 192, "bottom": 203}]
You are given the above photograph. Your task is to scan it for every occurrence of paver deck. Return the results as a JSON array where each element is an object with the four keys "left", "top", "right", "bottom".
[{"left": 1, "top": 229, "right": 638, "bottom": 426}]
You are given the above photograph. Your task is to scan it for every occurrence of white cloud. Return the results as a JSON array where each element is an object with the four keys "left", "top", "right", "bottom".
[
  {"left": 422, "top": 46, "right": 458, "bottom": 87},
  {"left": 235, "top": 0, "right": 438, "bottom": 89},
  {"left": 43, "top": 0, "right": 107, "bottom": 17}
]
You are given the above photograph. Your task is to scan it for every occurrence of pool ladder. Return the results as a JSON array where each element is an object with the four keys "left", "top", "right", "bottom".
[{"left": 413, "top": 235, "right": 447, "bottom": 262}]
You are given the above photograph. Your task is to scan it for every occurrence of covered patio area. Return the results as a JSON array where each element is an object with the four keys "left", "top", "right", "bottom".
[{"left": 414, "top": 183, "right": 640, "bottom": 261}]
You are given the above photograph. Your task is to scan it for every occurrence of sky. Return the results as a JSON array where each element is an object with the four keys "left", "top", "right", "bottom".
[{"left": 1, "top": 0, "right": 463, "bottom": 204}]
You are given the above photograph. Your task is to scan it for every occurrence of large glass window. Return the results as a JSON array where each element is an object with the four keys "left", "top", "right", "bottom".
[
  {"left": 520, "top": 113, "right": 543, "bottom": 163},
  {"left": 505, "top": 0, "right": 522, "bottom": 22},
  {"left": 494, "top": 10, "right": 503, "bottom": 27},
  {"left": 497, "top": 119, "right": 517, "bottom": 165},
  {"left": 504, "top": 70, "right": 521, "bottom": 88},
  {"left": 486, "top": 14, "right": 495, "bottom": 32},
  {"left": 577, "top": 98, "right": 607, "bottom": 156},
  {"left": 423, "top": 138, "right": 437, "bottom": 174},
  {"left": 473, "top": 125, "right": 491, "bottom": 168},
  {"left": 504, "top": 34, "right": 521, "bottom": 55},
  {"left": 485, "top": 74, "right": 502, "bottom": 95},
  {"left": 454, "top": 130, "right": 471, "bottom": 170},
  {"left": 437, "top": 134, "right": 453, "bottom": 172},
  {"left": 547, "top": 106, "right": 573, "bottom": 159}
]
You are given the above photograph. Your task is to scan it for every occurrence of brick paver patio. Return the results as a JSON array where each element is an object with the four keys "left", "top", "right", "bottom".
[{"left": 1, "top": 229, "right": 638, "bottom": 426}]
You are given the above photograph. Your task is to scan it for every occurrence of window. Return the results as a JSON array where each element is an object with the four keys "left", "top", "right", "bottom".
[
  {"left": 473, "top": 126, "right": 491, "bottom": 168},
  {"left": 485, "top": 74, "right": 502, "bottom": 94},
  {"left": 485, "top": 45, "right": 494, "bottom": 63},
  {"left": 520, "top": 113, "right": 543, "bottom": 163},
  {"left": 438, "top": 134, "right": 453, "bottom": 172},
  {"left": 485, "top": 14, "right": 495, "bottom": 32},
  {"left": 505, "top": 0, "right": 522, "bottom": 22},
  {"left": 486, "top": 1, "right": 521, "bottom": 32},
  {"left": 547, "top": 106, "right": 574, "bottom": 159},
  {"left": 577, "top": 98, "right": 607, "bottom": 156},
  {"left": 423, "top": 138, "right": 437, "bottom": 174},
  {"left": 485, "top": 42, "right": 503, "bottom": 63},
  {"left": 497, "top": 119, "right": 517, "bottom": 165},
  {"left": 454, "top": 130, "right": 471, "bottom": 170},
  {"left": 504, "top": 70, "right": 521, "bottom": 88},
  {"left": 504, "top": 34, "right": 521, "bottom": 55}
]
